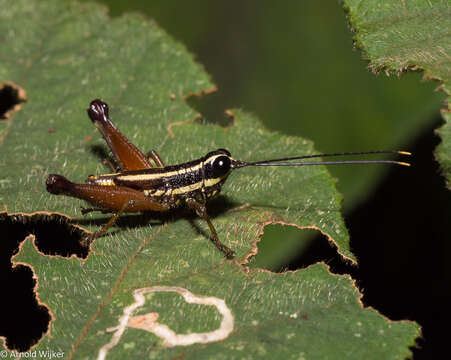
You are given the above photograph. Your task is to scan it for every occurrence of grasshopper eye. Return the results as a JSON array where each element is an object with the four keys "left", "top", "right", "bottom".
[{"left": 210, "top": 156, "right": 231, "bottom": 178}]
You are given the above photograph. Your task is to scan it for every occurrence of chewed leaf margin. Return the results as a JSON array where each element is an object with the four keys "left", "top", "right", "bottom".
[{"left": 342, "top": 0, "right": 451, "bottom": 185}]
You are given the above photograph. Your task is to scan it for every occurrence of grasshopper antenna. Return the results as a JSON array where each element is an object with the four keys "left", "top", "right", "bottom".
[{"left": 232, "top": 150, "right": 411, "bottom": 168}]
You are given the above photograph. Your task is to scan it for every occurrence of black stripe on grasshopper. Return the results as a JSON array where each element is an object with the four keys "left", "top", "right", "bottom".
[{"left": 46, "top": 99, "right": 410, "bottom": 259}]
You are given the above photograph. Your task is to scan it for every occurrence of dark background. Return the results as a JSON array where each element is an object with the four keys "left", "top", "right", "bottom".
[{"left": 2, "top": 1, "right": 449, "bottom": 358}]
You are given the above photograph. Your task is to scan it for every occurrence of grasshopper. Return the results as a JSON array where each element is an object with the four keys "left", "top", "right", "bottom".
[{"left": 46, "top": 99, "right": 410, "bottom": 258}]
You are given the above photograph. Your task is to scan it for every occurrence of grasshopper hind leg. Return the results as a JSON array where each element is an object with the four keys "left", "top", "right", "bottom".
[
  {"left": 87, "top": 99, "right": 154, "bottom": 171},
  {"left": 46, "top": 174, "right": 170, "bottom": 247}
]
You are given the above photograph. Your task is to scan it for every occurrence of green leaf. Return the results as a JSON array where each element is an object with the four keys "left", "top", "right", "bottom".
[
  {"left": 89, "top": 1, "right": 444, "bottom": 270},
  {"left": 97, "top": 0, "right": 442, "bottom": 208},
  {"left": 343, "top": 0, "right": 451, "bottom": 186},
  {"left": 1, "top": 1, "right": 418, "bottom": 358}
]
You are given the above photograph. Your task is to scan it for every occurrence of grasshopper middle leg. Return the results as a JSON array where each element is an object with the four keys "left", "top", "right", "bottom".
[{"left": 185, "top": 197, "right": 235, "bottom": 259}]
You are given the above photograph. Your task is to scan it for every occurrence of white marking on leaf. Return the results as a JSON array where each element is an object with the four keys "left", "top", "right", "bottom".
[{"left": 97, "top": 286, "right": 234, "bottom": 359}]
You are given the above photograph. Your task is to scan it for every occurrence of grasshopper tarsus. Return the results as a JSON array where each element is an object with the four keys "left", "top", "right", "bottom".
[
  {"left": 222, "top": 245, "right": 235, "bottom": 259},
  {"left": 80, "top": 235, "right": 92, "bottom": 248}
]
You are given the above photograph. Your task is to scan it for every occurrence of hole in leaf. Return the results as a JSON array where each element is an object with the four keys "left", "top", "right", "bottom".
[
  {"left": 0, "top": 265, "right": 51, "bottom": 352},
  {"left": 0, "top": 212, "right": 90, "bottom": 351},
  {"left": 0, "top": 82, "right": 26, "bottom": 120},
  {"left": 0, "top": 213, "right": 90, "bottom": 259},
  {"left": 249, "top": 225, "right": 351, "bottom": 274}
]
